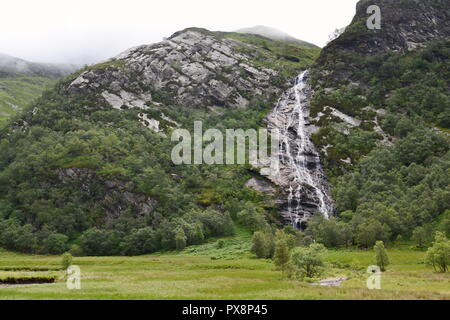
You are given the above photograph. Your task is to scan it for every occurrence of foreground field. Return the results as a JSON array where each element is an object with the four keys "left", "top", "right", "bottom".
[{"left": 0, "top": 231, "right": 449, "bottom": 300}]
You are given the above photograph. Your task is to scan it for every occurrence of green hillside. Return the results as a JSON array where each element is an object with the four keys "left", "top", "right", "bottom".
[
  {"left": 0, "top": 76, "right": 56, "bottom": 126},
  {"left": 0, "top": 29, "right": 321, "bottom": 256}
]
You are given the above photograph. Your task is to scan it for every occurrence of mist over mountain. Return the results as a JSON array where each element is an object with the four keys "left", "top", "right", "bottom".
[{"left": 236, "top": 25, "right": 320, "bottom": 48}]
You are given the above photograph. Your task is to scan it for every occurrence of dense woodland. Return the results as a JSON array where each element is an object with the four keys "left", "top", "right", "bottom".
[{"left": 0, "top": 31, "right": 448, "bottom": 256}]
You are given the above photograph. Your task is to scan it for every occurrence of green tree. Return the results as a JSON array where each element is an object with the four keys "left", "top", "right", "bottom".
[
  {"left": 412, "top": 226, "right": 431, "bottom": 248},
  {"left": 374, "top": 241, "right": 390, "bottom": 272},
  {"left": 175, "top": 228, "right": 187, "bottom": 251},
  {"left": 288, "top": 243, "right": 326, "bottom": 280},
  {"left": 43, "top": 233, "right": 69, "bottom": 254},
  {"left": 273, "top": 239, "right": 290, "bottom": 276},
  {"left": 80, "top": 228, "right": 121, "bottom": 256},
  {"left": 121, "top": 227, "right": 158, "bottom": 256},
  {"left": 306, "top": 216, "right": 352, "bottom": 248},
  {"left": 426, "top": 232, "right": 450, "bottom": 273},
  {"left": 61, "top": 252, "right": 73, "bottom": 270},
  {"left": 438, "top": 210, "right": 450, "bottom": 238},
  {"left": 251, "top": 231, "right": 272, "bottom": 259},
  {"left": 355, "top": 219, "right": 391, "bottom": 248},
  {"left": 275, "top": 229, "right": 299, "bottom": 250}
]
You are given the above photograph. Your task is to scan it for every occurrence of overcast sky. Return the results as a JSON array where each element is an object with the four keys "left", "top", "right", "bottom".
[{"left": 0, "top": 0, "right": 359, "bottom": 65}]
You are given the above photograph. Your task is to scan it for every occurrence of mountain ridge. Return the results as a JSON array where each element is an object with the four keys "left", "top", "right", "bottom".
[{"left": 235, "top": 25, "right": 319, "bottom": 48}]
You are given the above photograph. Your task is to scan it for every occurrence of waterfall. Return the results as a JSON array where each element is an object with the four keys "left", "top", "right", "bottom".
[{"left": 266, "top": 70, "right": 334, "bottom": 229}]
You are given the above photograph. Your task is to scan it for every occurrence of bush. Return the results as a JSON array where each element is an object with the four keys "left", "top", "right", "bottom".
[
  {"left": 236, "top": 203, "right": 268, "bottom": 232},
  {"left": 306, "top": 215, "right": 352, "bottom": 248},
  {"left": 412, "top": 226, "right": 433, "bottom": 248},
  {"left": 438, "top": 210, "right": 450, "bottom": 238},
  {"left": 121, "top": 227, "right": 158, "bottom": 256},
  {"left": 216, "top": 240, "right": 225, "bottom": 249},
  {"left": 187, "top": 209, "right": 234, "bottom": 237},
  {"left": 355, "top": 219, "right": 391, "bottom": 248},
  {"left": 61, "top": 252, "right": 73, "bottom": 270},
  {"left": 175, "top": 228, "right": 187, "bottom": 251},
  {"left": 43, "top": 233, "right": 69, "bottom": 254},
  {"left": 80, "top": 228, "right": 121, "bottom": 256},
  {"left": 69, "top": 244, "right": 84, "bottom": 257}
]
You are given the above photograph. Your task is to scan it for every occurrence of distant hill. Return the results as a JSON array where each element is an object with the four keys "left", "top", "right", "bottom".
[
  {"left": 235, "top": 25, "right": 319, "bottom": 48},
  {"left": 0, "top": 53, "right": 78, "bottom": 79},
  {"left": 0, "top": 53, "right": 79, "bottom": 125}
]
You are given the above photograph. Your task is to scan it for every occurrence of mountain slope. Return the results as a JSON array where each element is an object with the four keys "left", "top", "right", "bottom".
[
  {"left": 236, "top": 25, "right": 319, "bottom": 48},
  {"left": 303, "top": 0, "right": 450, "bottom": 247},
  {"left": 0, "top": 29, "right": 320, "bottom": 255},
  {"left": 0, "top": 76, "right": 56, "bottom": 126}
]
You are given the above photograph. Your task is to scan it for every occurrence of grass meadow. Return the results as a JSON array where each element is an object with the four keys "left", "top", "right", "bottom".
[{"left": 0, "top": 228, "right": 449, "bottom": 300}]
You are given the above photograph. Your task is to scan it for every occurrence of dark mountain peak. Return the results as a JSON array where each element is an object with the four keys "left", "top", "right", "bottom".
[{"left": 325, "top": 0, "right": 449, "bottom": 57}]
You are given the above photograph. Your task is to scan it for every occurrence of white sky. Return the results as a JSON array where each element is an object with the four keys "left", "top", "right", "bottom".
[{"left": 0, "top": 0, "right": 359, "bottom": 65}]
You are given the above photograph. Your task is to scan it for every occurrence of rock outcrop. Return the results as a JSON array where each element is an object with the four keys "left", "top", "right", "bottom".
[
  {"left": 322, "top": 0, "right": 449, "bottom": 57},
  {"left": 67, "top": 29, "right": 285, "bottom": 116}
]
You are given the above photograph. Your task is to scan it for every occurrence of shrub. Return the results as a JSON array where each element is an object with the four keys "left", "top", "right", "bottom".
[
  {"left": 306, "top": 215, "right": 352, "bottom": 248},
  {"left": 69, "top": 244, "right": 84, "bottom": 257},
  {"left": 216, "top": 240, "right": 225, "bottom": 249},
  {"left": 61, "top": 252, "right": 73, "bottom": 270},
  {"left": 412, "top": 226, "right": 432, "bottom": 248},
  {"left": 355, "top": 219, "right": 391, "bottom": 248},
  {"left": 236, "top": 203, "right": 268, "bottom": 232},
  {"left": 80, "top": 228, "right": 121, "bottom": 256},
  {"left": 43, "top": 233, "right": 69, "bottom": 254},
  {"left": 175, "top": 228, "right": 187, "bottom": 251},
  {"left": 121, "top": 227, "right": 158, "bottom": 256}
]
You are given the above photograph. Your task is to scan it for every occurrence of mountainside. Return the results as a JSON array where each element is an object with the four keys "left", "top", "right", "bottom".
[
  {"left": 0, "top": 29, "right": 320, "bottom": 255},
  {"left": 0, "top": 0, "right": 448, "bottom": 256},
  {"left": 236, "top": 25, "right": 319, "bottom": 48},
  {"left": 303, "top": 0, "right": 449, "bottom": 247},
  {"left": 0, "top": 54, "right": 79, "bottom": 126}
]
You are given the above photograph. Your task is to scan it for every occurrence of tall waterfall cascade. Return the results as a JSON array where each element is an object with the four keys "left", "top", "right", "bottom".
[{"left": 266, "top": 70, "right": 335, "bottom": 229}]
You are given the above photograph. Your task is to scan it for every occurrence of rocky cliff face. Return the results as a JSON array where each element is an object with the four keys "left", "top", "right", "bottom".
[
  {"left": 66, "top": 28, "right": 289, "bottom": 128},
  {"left": 316, "top": 0, "right": 449, "bottom": 83},
  {"left": 322, "top": 0, "right": 449, "bottom": 58}
]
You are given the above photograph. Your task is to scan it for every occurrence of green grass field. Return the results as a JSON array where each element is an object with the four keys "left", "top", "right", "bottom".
[{"left": 0, "top": 229, "right": 449, "bottom": 300}]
